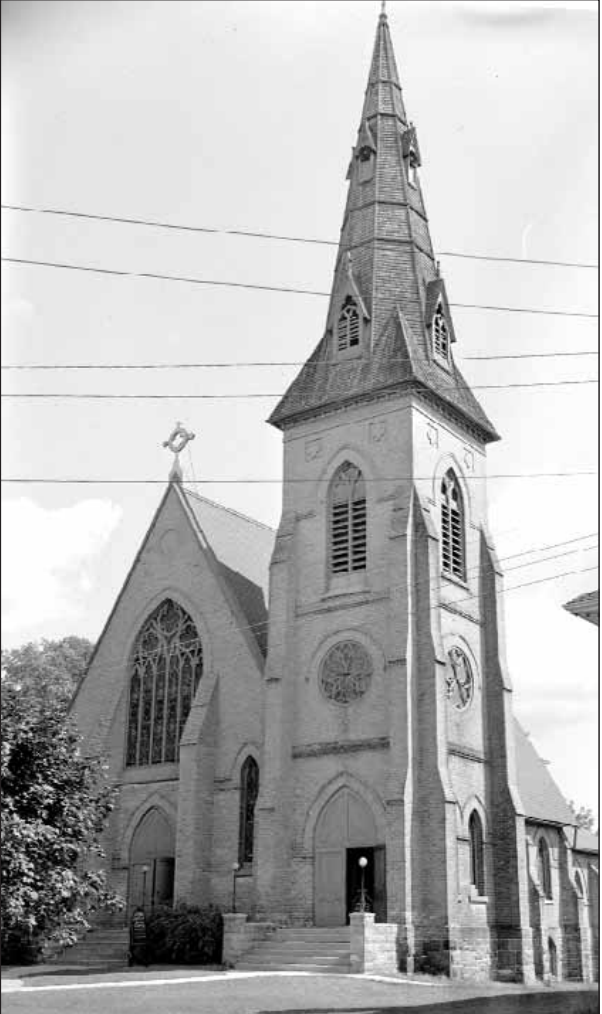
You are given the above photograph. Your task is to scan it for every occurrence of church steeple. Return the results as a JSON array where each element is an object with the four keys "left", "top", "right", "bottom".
[{"left": 269, "top": 10, "right": 498, "bottom": 444}]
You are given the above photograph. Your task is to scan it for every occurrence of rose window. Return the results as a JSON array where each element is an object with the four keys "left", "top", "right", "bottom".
[
  {"left": 445, "top": 647, "right": 474, "bottom": 711},
  {"left": 319, "top": 640, "right": 373, "bottom": 705}
]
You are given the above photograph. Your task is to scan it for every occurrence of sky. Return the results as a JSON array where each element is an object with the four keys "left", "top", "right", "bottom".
[{"left": 1, "top": 1, "right": 598, "bottom": 820}]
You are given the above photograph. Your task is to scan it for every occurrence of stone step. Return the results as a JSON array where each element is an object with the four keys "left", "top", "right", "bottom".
[
  {"left": 275, "top": 929, "right": 350, "bottom": 941},
  {"left": 237, "top": 961, "right": 351, "bottom": 973}
]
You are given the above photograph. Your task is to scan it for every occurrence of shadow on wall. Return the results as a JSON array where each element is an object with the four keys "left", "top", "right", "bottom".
[{"left": 264, "top": 992, "right": 599, "bottom": 1014}]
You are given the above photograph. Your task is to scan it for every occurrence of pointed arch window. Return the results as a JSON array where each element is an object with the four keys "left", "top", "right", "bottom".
[
  {"left": 126, "top": 599, "right": 203, "bottom": 767},
  {"left": 469, "top": 811, "right": 485, "bottom": 896},
  {"left": 441, "top": 470, "right": 465, "bottom": 580},
  {"left": 238, "top": 756, "right": 259, "bottom": 866},
  {"left": 538, "top": 837, "right": 552, "bottom": 899},
  {"left": 330, "top": 462, "right": 367, "bottom": 575},
  {"left": 337, "top": 296, "right": 361, "bottom": 352},
  {"left": 432, "top": 303, "right": 450, "bottom": 361},
  {"left": 408, "top": 147, "right": 418, "bottom": 188}
]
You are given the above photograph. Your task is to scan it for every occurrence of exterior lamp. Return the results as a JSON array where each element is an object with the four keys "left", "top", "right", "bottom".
[{"left": 358, "top": 856, "right": 369, "bottom": 913}]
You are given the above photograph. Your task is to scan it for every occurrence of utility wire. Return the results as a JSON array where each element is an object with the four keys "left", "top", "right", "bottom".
[
  {"left": 0, "top": 472, "right": 597, "bottom": 484},
  {"left": 1, "top": 351, "right": 598, "bottom": 370},
  {"left": 2, "top": 203, "right": 598, "bottom": 271},
  {"left": 1, "top": 256, "right": 598, "bottom": 319},
  {"left": 1, "top": 380, "right": 597, "bottom": 401}
]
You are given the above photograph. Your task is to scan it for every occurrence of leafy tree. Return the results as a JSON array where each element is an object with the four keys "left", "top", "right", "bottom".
[
  {"left": 1, "top": 638, "right": 122, "bottom": 962},
  {"left": 568, "top": 801, "right": 597, "bottom": 834}
]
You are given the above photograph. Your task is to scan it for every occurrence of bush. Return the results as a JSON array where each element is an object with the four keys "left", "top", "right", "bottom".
[{"left": 146, "top": 904, "right": 223, "bottom": 965}]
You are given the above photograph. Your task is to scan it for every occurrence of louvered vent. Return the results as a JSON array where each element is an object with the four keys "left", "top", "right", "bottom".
[
  {"left": 441, "top": 470, "right": 465, "bottom": 580},
  {"left": 337, "top": 296, "right": 360, "bottom": 352},
  {"left": 330, "top": 462, "right": 367, "bottom": 574},
  {"left": 433, "top": 305, "right": 449, "bottom": 361}
]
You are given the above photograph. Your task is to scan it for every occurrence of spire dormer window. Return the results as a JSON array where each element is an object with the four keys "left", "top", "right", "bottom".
[
  {"left": 408, "top": 148, "right": 418, "bottom": 188},
  {"left": 432, "top": 303, "right": 450, "bottom": 363},
  {"left": 337, "top": 296, "right": 361, "bottom": 353}
]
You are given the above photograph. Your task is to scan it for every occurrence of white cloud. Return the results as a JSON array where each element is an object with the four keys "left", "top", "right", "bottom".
[{"left": 1, "top": 498, "right": 122, "bottom": 643}]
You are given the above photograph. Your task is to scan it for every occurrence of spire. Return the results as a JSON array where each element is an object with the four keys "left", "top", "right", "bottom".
[{"left": 269, "top": 11, "right": 498, "bottom": 444}]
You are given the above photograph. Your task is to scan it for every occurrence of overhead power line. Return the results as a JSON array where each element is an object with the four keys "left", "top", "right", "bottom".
[
  {"left": 0, "top": 472, "right": 597, "bottom": 485},
  {"left": 2, "top": 203, "right": 598, "bottom": 271},
  {"left": 1, "top": 256, "right": 598, "bottom": 319},
  {"left": 1, "top": 380, "right": 597, "bottom": 401},
  {"left": 1, "top": 350, "right": 598, "bottom": 370}
]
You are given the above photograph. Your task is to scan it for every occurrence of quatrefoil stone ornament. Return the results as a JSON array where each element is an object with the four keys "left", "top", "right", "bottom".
[
  {"left": 445, "top": 647, "right": 474, "bottom": 711},
  {"left": 319, "top": 640, "right": 373, "bottom": 705}
]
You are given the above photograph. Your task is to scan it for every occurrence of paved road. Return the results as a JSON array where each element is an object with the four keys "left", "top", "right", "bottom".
[{"left": 1, "top": 970, "right": 598, "bottom": 1014}]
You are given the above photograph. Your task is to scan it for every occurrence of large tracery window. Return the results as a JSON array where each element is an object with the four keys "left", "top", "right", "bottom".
[
  {"left": 337, "top": 296, "right": 360, "bottom": 353},
  {"left": 441, "top": 469, "right": 465, "bottom": 581},
  {"left": 330, "top": 462, "right": 367, "bottom": 575},
  {"left": 238, "top": 756, "right": 259, "bottom": 866},
  {"left": 469, "top": 810, "right": 485, "bottom": 896},
  {"left": 126, "top": 599, "right": 203, "bottom": 767}
]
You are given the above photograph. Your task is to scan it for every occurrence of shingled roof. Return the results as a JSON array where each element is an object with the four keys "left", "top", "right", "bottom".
[
  {"left": 181, "top": 488, "right": 275, "bottom": 656},
  {"left": 563, "top": 589, "right": 599, "bottom": 626},
  {"left": 514, "top": 719, "right": 577, "bottom": 827},
  {"left": 268, "top": 10, "right": 499, "bottom": 444}
]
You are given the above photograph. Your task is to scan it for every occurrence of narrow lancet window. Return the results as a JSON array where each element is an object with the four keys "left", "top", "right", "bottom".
[
  {"left": 441, "top": 469, "right": 465, "bottom": 580},
  {"left": 337, "top": 296, "right": 361, "bottom": 352},
  {"left": 238, "top": 757, "right": 259, "bottom": 865},
  {"left": 469, "top": 811, "right": 485, "bottom": 896},
  {"left": 330, "top": 462, "right": 367, "bottom": 575},
  {"left": 126, "top": 599, "right": 203, "bottom": 767},
  {"left": 538, "top": 838, "right": 552, "bottom": 899}
]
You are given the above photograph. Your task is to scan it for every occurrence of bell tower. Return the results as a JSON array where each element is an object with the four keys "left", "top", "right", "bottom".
[{"left": 256, "top": 8, "right": 535, "bottom": 982}]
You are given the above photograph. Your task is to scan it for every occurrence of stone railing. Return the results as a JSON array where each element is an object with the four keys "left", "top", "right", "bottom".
[
  {"left": 350, "top": 912, "right": 399, "bottom": 974},
  {"left": 222, "top": 913, "right": 276, "bottom": 966}
]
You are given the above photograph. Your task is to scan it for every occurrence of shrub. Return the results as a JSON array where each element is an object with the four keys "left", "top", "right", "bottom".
[{"left": 146, "top": 904, "right": 223, "bottom": 965}]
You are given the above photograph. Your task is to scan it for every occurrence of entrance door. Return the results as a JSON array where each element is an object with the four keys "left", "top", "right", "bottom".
[
  {"left": 129, "top": 808, "right": 175, "bottom": 915},
  {"left": 314, "top": 789, "right": 386, "bottom": 926}
]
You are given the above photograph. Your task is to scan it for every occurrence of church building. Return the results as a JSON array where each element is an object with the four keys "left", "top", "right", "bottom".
[{"left": 72, "top": 9, "right": 598, "bottom": 983}]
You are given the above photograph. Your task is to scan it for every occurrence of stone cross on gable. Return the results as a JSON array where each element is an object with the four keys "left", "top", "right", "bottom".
[{"left": 162, "top": 422, "right": 195, "bottom": 483}]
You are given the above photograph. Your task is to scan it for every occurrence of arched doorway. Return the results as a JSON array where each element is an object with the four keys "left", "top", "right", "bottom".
[
  {"left": 314, "top": 788, "right": 386, "bottom": 926},
  {"left": 129, "top": 808, "right": 175, "bottom": 915}
]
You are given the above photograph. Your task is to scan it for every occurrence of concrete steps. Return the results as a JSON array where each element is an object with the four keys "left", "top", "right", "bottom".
[{"left": 236, "top": 926, "right": 351, "bottom": 974}]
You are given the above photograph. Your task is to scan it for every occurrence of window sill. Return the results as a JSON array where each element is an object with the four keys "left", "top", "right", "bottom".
[
  {"left": 120, "top": 762, "right": 179, "bottom": 784},
  {"left": 235, "top": 865, "right": 253, "bottom": 879},
  {"left": 441, "top": 572, "right": 470, "bottom": 592},
  {"left": 469, "top": 887, "right": 488, "bottom": 905},
  {"left": 324, "top": 573, "right": 369, "bottom": 598}
]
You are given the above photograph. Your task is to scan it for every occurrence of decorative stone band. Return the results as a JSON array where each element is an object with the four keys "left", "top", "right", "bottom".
[
  {"left": 448, "top": 742, "right": 487, "bottom": 764},
  {"left": 292, "top": 736, "right": 390, "bottom": 759}
]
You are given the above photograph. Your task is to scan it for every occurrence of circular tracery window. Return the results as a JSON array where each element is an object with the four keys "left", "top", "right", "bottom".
[
  {"left": 319, "top": 640, "right": 373, "bottom": 705},
  {"left": 445, "top": 646, "right": 474, "bottom": 711}
]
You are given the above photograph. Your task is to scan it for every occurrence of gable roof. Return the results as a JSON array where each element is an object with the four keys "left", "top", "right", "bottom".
[
  {"left": 514, "top": 718, "right": 577, "bottom": 827},
  {"left": 574, "top": 827, "right": 599, "bottom": 854},
  {"left": 179, "top": 487, "right": 275, "bottom": 656}
]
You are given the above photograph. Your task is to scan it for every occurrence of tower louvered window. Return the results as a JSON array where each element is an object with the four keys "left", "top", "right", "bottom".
[
  {"left": 330, "top": 462, "right": 367, "bottom": 575},
  {"left": 432, "top": 304, "right": 449, "bottom": 361},
  {"left": 126, "top": 599, "right": 203, "bottom": 767},
  {"left": 441, "top": 469, "right": 465, "bottom": 580},
  {"left": 337, "top": 296, "right": 360, "bottom": 352},
  {"left": 469, "top": 811, "right": 485, "bottom": 896}
]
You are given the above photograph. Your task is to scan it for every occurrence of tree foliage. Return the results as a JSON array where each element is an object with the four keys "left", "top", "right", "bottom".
[
  {"left": 568, "top": 801, "right": 597, "bottom": 834},
  {"left": 1, "top": 638, "right": 122, "bottom": 962}
]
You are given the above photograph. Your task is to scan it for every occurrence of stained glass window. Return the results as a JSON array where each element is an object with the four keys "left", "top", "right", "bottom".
[
  {"left": 126, "top": 600, "right": 203, "bottom": 767},
  {"left": 538, "top": 838, "right": 552, "bottom": 899},
  {"left": 319, "top": 640, "right": 373, "bottom": 705},
  {"left": 238, "top": 757, "right": 259, "bottom": 865}
]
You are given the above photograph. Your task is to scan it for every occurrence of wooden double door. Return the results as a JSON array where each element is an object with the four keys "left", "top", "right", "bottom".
[{"left": 314, "top": 789, "right": 386, "bottom": 926}]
